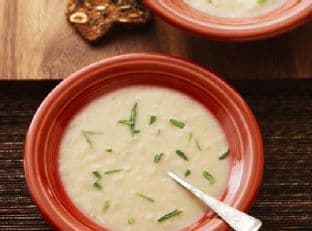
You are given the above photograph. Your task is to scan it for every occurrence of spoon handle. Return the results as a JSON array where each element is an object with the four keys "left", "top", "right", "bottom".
[{"left": 168, "top": 172, "right": 262, "bottom": 231}]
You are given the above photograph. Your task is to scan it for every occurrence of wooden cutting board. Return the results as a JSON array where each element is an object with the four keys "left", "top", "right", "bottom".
[{"left": 1, "top": 0, "right": 312, "bottom": 80}]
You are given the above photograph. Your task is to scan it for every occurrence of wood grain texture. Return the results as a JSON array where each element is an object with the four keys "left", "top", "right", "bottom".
[
  {"left": 0, "top": 80, "right": 311, "bottom": 230},
  {"left": 1, "top": 0, "right": 312, "bottom": 80}
]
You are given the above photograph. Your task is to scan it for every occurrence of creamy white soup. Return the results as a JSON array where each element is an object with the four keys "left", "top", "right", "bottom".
[
  {"left": 184, "top": 0, "right": 287, "bottom": 18},
  {"left": 59, "top": 86, "right": 230, "bottom": 231}
]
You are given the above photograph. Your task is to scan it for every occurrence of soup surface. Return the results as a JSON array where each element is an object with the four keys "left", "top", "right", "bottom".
[
  {"left": 184, "top": 0, "right": 287, "bottom": 18},
  {"left": 59, "top": 86, "right": 229, "bottom": 231}
]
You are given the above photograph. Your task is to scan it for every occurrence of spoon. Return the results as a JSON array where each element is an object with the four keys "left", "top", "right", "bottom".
[{"left": 167, "top": 171, "right": 262, "bottom": 231}]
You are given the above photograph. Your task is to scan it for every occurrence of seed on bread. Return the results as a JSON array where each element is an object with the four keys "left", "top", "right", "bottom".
[
  {"left": 119, "top": 5, "right": 132, "bottom": 11},
  {"left": 69, "top": 12, "right": 89, "bottom": 24},
  {"left": 128, "top": 13, "right": 139, "bottom": 18},
  {"left": 117, "top": 18, "right": 129, "bottom": 22},
  {"left": 96, "top": 5, "right": 107, "bottom": 11}
]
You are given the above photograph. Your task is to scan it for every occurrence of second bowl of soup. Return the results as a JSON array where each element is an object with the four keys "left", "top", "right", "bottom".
[{"left": 143, "top": 0, "right": 312, "bottom": 41}]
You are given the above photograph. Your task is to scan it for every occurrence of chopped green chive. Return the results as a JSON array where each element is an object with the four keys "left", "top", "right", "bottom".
[
  {"left": 106, "top": 149, "right": 112, "bottom": 153},
  {"left": 157, "top": 209, "right": 183, "bottom": 222},
  {"left": 154, "top": 153, "right": 164, "bottom": 163},
  {"left": 169, "top": 119, "right": 185, "bottom": 129},
  {"left": 188, "top": 132, "right": 193, "bottom": 142},
  {"left": 118, "top": 120, "right": 134, "bottom": 126},
  {"left": 118, "top": 102, "right": 140, "bottom": 136},
  {"left": 92, "top": 170, "right": 103, "bottom": 190},
  {"left": 92, "top": 171, "right": 102, "bottom": 180},
  {"left": 82, "top": 131, "right": 103, "bottom": 135},
  {"left": 82, "top": 131, "right": 92, "bottom": 148},
  {"left": 104, "top": 169, "right": 123, "bottom": 175},
  {"left": 257, "top": 0, "right": 266, "bottom": 4},
  {"left": 176, "top": 150, "right": 189, "bottom": 161},
  {"left": 184, "top": 169, "right": 191, "bottom": 178},
  {"left": 81, "top": 131, "right": 103, "bottom": 148},
  {"left": 195, "top": 139, "right": 202, "bottom": 151},
  {"left": 130, "top": 102, "right": 139, "bottom": 135},
  {"left": 136, "top": 193, "right": 155, "bottom": 203},
  {"left": 203, "top": 171, "right": 215, "bottom": 184},
  {"left": 81, "top": 131, "right": 98, "bottom": 148},
  {"left": 93, "top": 182, "right": 103, "bottom": 190},
  {"left": 128, "top": 217, "right": 135, "bottom": 224},
  {"left": 218, "top": 149, "right": 230, "bottom": 160},
  {"left": 130, "top": 102, "right": 137, "bottom": 121},
  {"left": 149, "top": 115, "right": 156, "bottom": 125},
  {"left": 103, "top": 200, "right": 110, "bottom": 212}
]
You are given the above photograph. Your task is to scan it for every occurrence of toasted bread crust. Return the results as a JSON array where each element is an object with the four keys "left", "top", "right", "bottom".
[{"left": 66, "top": 0, "right": 151, "bottom": 42}]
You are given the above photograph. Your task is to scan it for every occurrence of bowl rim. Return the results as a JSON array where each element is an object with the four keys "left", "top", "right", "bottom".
[
  {"left": 24, "top": 53, "right": 264, "bottom": 230},
  {"left": 143, "top": 0, "right": 312, "bottom": 41}
]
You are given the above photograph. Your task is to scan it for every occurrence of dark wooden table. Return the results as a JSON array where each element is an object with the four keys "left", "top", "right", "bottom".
[{"left": 0, "top": 80, "right": 311, "bottom": 230}]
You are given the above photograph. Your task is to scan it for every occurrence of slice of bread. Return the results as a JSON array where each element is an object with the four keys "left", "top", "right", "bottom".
[{"left": 66, "top": 0, "right": 151, "bottom": 42}]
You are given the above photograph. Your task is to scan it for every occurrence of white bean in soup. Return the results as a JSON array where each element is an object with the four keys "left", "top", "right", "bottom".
[
  {"left": 59, "top": 86, "right": 230, "bottom": 231},
  {"left": 184, "top": 0, "right": 288, "bottom": 18}
]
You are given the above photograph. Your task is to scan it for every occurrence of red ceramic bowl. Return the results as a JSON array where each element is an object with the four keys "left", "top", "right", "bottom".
[
  {"left": 143, "top": 0, "right": 312, "bottom": 41},
  {"left": 24, "top": 53, "right": 264, "bottom": 231}
]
